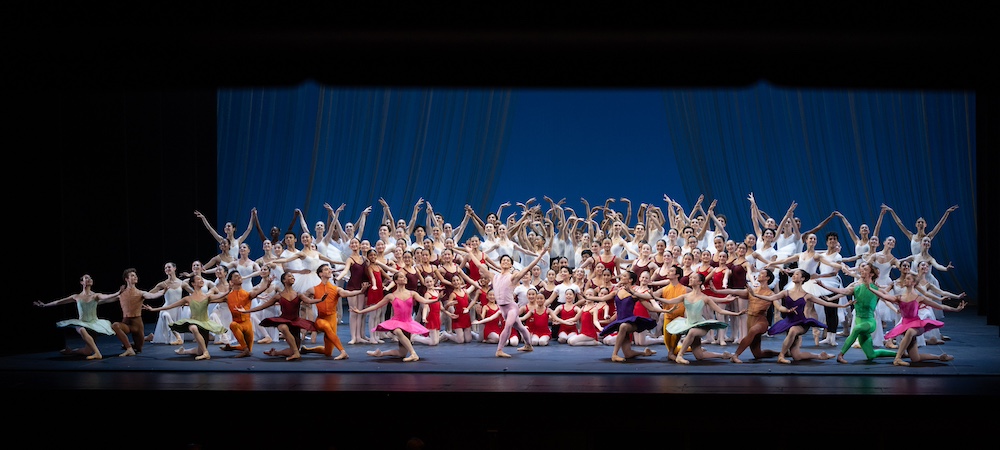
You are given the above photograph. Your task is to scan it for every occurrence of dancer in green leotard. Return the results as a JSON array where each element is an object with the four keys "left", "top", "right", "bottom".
[{"left": 819, "top": 262, "right": 896, "bottom": 363}]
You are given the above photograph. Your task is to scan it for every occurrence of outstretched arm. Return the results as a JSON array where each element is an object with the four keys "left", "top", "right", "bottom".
[
  {"left": 926, "top": 205, "right": 959, "bottom": 239},
  {"left": 236, "top": 208, "right": 257, "bottom": 246},
  {"left": 195, "top": 210, "right": 225, "bottom": 243}
]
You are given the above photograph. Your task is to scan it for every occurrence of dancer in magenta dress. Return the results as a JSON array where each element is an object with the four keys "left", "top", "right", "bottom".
[
  {"left": 352, "top": 271, "right": 439, "bottom": 362},
  {"left": 870, "top": 271, "right": 966, "bottom": 365}
]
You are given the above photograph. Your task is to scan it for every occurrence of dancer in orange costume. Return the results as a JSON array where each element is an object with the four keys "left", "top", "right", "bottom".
[
  {"left": 219, "top": 269, "right": 272, "bottom": 358},
  {"left": 300, "top": 263, "right": 369, "bottom": 359}
]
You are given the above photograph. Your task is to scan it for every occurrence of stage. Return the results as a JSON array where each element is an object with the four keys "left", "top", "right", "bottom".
[{"left": 3, "top": 310, "right": 998, "bottom": 449}]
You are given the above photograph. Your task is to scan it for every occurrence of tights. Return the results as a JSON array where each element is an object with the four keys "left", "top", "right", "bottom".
[
  {"left": 496, "top": 302, "right": 531, "bottom": 353},
  {"left": 113, "top": 316, "right": 145, "bottom": 353},
  {"left": 307, "top": 312, "right": 344, "bottom": 356},
  {"left": 229, "top": 320, "right": 254, "bottom": 352},
  {"left": 839, "top": 316, "right": 896, "bottom": 359},
  {"left": 734, "top": 314, "right": 781, "bottom": 360}
]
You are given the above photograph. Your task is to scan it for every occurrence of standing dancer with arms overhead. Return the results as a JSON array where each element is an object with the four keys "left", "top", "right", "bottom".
[{"left": 470, "top": 241, "right": 551, "bottom": 358}]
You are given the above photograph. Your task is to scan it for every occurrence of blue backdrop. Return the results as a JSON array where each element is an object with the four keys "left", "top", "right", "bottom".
[{"left": 218, "top": 81, "right": 976, "bottom": 299}]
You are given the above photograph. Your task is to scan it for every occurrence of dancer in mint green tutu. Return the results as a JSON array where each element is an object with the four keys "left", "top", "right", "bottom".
[
  {"left": 35, "top": 274, "right": 122, "bottom": 360},
  {"left": 144, "top": 274, "right": 230, "bottom": 360}
]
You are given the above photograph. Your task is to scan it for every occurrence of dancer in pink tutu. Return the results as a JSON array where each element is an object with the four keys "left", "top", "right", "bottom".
[
  {"left": 869, "top": 271, "right": 966, "bottom": 366},
  {"left": 352, "top": 271, "right": 440, "bottom": 362}
]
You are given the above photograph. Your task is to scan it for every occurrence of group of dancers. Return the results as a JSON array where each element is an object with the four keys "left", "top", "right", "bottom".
[{"left": 37, "top": 195, "right": 967, "bottom": 366}]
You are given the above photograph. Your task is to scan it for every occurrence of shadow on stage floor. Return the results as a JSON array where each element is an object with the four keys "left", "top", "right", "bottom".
[{"left": 5, "top": 310, "right": 999, "bottom": 450}]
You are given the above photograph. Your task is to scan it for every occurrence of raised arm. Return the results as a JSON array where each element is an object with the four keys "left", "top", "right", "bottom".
[
  {"left": 512, "top": 242, "right": 552, "bottom": 281},
  {"left": 801, "top": 210, "right": 836, "bottom": 239},
  {"left": 236, "top": 208, "right": 257, "bottom": 246},
  {"left": 883, "top": 204, "right": 914, "bottom": 241},
  {"left": 195, "top": 210, "right": 225, "bottom": 243},
  {"left": 926, "top": 205, "right": 959, "bottom": 239},
  {"left": 406, "top": 198, "right": 424, "bottom": 236}
]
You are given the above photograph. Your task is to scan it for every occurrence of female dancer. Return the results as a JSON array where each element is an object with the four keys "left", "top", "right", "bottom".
[
  {"left": 144, "top": 274, "right": 231, "bottom": 360},
  {"left": 270, "top": 232, "right": 345, "bottom": 344},
  {"left": 440, "top": 274, "right": 482, "bottom": 344},
  {"left": 35, "top": 274, "right": 121, "bottom": 360},
  {"left": 884, "top": 204, "right": 958, "bottom": 259},
  {"left": 237, "top": 271, "right": 312, "bottom": 361},
  {"left": 352, "top": 271, "right": 440, "bottom": 362},
  {"left": 519, "top": 288, "right": 555, "bottom": 346},
  {"left": 912, "top": 260, "right": 966, "bottom": 344},
  {"left": 870, "top": 271, "right": 966, "bottom": 365},
  {"left": 195, "top": 208, "right": 256, "bottom": 261},
  {"left": 643, "top": 272, "right": 744, "bottom": 364},
  {"left": 564, "top": 292, "right": 609, "bottom": 346},
  {"left": 411, "top": 276, "right": 444, "bottom": 346},
  {"left": 335, "top": 238, "right": 369, "bottom": 345},
  {"left": 585, "top": 271, "right": 667, "bottom": 362},
  {"left": 146, "top": 262, "right": 195, "bottom": 345}
]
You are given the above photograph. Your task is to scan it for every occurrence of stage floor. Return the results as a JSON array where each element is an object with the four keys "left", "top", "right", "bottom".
[{"left": 5, "top": 310, "right": 999, "bottom": 449}]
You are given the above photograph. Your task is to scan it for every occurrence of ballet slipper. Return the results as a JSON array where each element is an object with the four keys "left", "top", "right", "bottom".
[
  {"left": 719, "top": 339, "right": 727, "bottom": 347},
  {"left": 367, "top": 349, "right": 383, "bottom": 357},
  {"left": 175, "top": 347, "right": 185, "bottom": 355},
  {"left": 518, "top": 344, "right": 533, "bottom": 352},
  {"left": 643, "top": 348, "right": 656, "bottom": 356},
  {"left": 264, "top": 348, "right": 278, "bottom": 356},
  {"left": 86, "top": 352, "right": 103, "bottom": 360},
  {"left": 852, "top": 342, "right": 861, "bottom": 349},
  {"left": 195, "top": 353, "right": 211, "bottom": 361},
  {"left": 730, "top": 355, "right": 742, "bottom": 364},
  {"left": 939, "top": 354, "right": 954, "bottom": 361},
  {"left": 893, "top": 358, "right": 909, "bottom": 366},
  {"left": 257, "top": 337, "right": 273, "bottom": 344},
  {"left": 495, "top": 350, "right": 511, "bottom": 358},
  {"left": 334, "top": 352, "right": 349, "bottom": 360},
  {"left": 119, "top": 348, "right": 136, "bottom": 357},
  {"left": 145, "top": 333, "right": 154, "bottom": 342},
  {"left": 778, "top": 356, "right": 791, "bottom": 364},
  {"left": 674, "top": 355, "right": 690, "bottom": 364},
  {"left": 818, "top": 352, "right": 832, "bottom": 360},
  {"left": 286, "top": 354, "right": 301, "bottom": 361},
  {"left": 836, "top": 354, "right": 848, "bottom": 364},
  {"left": 403, "top": 354, "right": 419, "bottom": 362},
  {"left": 169, "top": 339, "right": 184, "bottom": 346},
  {"left": 721, "top": 351, "right": 732, "bottom": 359},
  {"left": 611, "top": 355, "right": 626, "bottom": 362},
  {"left": 234, "top": 350, "right": 251, "bottom": 358},
  {"left": 886, "top": 340, "right": 898, "bottom": 349}
]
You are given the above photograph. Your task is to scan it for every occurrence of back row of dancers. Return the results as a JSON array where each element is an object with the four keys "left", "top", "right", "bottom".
[{"left": 37, "top": 194, "right": 966, "bottom": 365}]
